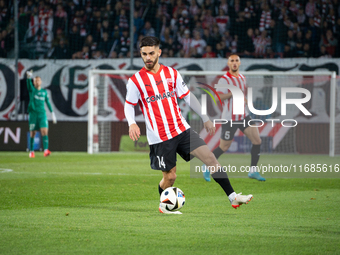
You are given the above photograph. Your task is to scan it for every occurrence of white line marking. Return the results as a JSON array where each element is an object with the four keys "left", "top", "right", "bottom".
[{"left": 0, "top": 168, "right": 13, "bottom": 173}]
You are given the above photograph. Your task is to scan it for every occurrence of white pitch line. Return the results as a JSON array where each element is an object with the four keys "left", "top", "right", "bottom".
[{"left": 0, "top": 168, "right": 13, "bottom": 173}]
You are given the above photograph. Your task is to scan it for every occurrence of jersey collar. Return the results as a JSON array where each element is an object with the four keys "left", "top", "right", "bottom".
[{"left": 143, "top": 64, "right": 163, "bottom": 76}]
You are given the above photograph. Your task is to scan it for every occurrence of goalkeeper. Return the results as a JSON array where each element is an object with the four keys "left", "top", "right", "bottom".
[{"left": 26, "top": 70, "right": 57, "bottom": 158}]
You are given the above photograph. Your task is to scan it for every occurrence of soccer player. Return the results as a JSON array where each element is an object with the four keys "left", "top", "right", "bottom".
[
  {"left": 26, "top": 70, "right": 57, "bottom": 158},
  {"left": 124, "top": 36, "right": 253, "bottom": 214},
  {"left": 202, "top": 54, "right": 265, "bottom": 182}
]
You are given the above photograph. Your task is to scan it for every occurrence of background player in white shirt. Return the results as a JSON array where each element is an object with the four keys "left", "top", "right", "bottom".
[
  {"left": 124, "top": 36, "right": 253, "bottom": 213},
  {"left": 203, "top": 54, "right": 265, "bottom": 182}
]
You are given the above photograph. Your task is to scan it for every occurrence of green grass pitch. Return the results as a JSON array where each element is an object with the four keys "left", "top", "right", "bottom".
[{"left": 0, "top": 152, "right": 339, "bottom": 255}]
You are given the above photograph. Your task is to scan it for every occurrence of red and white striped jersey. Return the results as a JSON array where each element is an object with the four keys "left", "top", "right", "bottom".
[
  {"left": 126, "top": 65, "right": 190, "bottom": 145},
  {"left": 216, "top": 72, "right": 248, "bottom": 121}
]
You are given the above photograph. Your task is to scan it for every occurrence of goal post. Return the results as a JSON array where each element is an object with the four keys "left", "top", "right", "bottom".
[{"left": 87, "top": 69, "right": 338, "bottom": 156}]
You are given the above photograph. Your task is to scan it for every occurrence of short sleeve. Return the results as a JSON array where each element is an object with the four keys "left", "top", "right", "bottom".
[
  {"left": 175, "top": 71, "right": 190, "bottom": 99},
  {"left": 125, "top": 78, "right": 140, "bottom": 106},
  {"left": 215, "top": 77, "right": 230, "bottom": 94}
]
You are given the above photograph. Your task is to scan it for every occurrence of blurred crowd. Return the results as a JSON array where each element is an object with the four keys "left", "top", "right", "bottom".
[{"left": 0, "top": 0, "right": 340, "bottom": 59}]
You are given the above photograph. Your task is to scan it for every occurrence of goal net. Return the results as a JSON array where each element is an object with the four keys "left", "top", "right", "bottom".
[{"left": 88, "top": 69, "right": 339, "bottom": 156}]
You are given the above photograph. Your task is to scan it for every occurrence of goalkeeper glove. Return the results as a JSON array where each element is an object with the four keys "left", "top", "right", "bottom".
[
  {"left": 26, "top": 70, "right": 33, "bottom": 78},
  {"left": 52, "top": 112, "right": 57, "bottom": 124}
]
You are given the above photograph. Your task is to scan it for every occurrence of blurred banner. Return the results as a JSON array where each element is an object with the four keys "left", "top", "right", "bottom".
[
  {"left": 0, "top": 121, "right": 87, "bottom": 151},
  {"left": 0, "top": 58, "right": 339, "bottom": 122}
]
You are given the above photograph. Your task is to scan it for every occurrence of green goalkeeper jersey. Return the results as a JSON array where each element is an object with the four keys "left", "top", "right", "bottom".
[{"left": 27, "top": 79, "right": 53, "bottom": 113}]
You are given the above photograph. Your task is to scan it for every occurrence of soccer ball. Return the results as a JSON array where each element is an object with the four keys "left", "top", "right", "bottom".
[{"left": 160, "top": 187, "right": 185, "bottom": 211}]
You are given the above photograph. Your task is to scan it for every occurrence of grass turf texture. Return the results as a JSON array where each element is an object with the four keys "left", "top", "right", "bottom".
[{"left": 0, "top": 152, "right": 339, "bottom": 255}]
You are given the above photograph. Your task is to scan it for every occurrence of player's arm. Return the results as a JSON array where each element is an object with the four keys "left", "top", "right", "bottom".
[
  {"left": 45, "top": 93, "right": 57, "bottom": 124},
  {"left": 124, "top": 79, "right": 140, "bottom": 141},
  {"left": 182, "top": 92, "right": 215, "bottom": 135},
  {"left": 215, "top": 78, "right": 232, "bottom": 101},
  {"left": 26, "top": 70, "right": 34, "bottom": 92},
  {"left": 175, "top": 72, "right": 215, "bottom": 135},
  {"left": 216, "top": 92, "right": 232, "bottom": 101}
]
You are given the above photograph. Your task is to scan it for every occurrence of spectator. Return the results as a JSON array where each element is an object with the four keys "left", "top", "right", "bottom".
[
  {"left": 133, "top": 11, "right": 144, "bottom": 37},
  {"left": 230, "top": 35, "right": 238, "bottom": 54},
  {"left": 305, "top": 0, "right": 316, "bottom": 18},
  {"left": 235, "top": 11, "right": 247, "bottom": 44},
  {"left": 286, "top": 30, "right": 296, "bottom": 51},
  {"left": 144, "top": 0, "right": 158, "bottom": 23},
  {"left": 189, "top": 0, "right": 200, "bottom": 17},
  {"left": 54, "top": 4, "right": 67, "bottom": 34},
  {"left": 69, "top": 25, "right": 83, "bottom": 55},
  {"left": 50, "top": 38, "right": 71, "bottom": 59},
  {"left": 192, "top": 20, "right": 204, "bottom": 38},
  {"left": 92, "top": 22, "right": 102, "bottom": 44},
  {"left": 180, "top": 29, "right": 192, "bottom": 57},
  {"left": 178, "top": 9, "right": 191, "bottom": 31},
  {"left": 302, "top": 43, "right": 312, "bottom": 57},
  {"left": 244, "top": 0, "right": 255, "bottom": 29},
  {"left": 190, "top": 31, "right": 207, "bottom": 57},
  {"left": 283, "top": 44, "right": 295, "bottom": 58},
  {"left": 142, "top": 21, "right": 155, "bottom": 37},
  {"left": 297, "top": 8, "right": 307, "bottom": 28},
  {"left": 0, "top": 0, "right": 9, "bottom": 30},
  {"left": 72, "top": 45, "right": 90, "bottom": 59},
  {"left": 240, "top": 28, "right": 255, "bottom": 58},
  {"left": 0, "top": 30, "right": 7, "bottom": 57},
  {"left": 203, "top": 45, "right": 216, "bottom": 58},
  {"left": 98, "top": 32, "right": 113, "bottom": 57},
  {"left": 202, "top": 28, "right": 215, "bottom": 47},
  {"left": 102, "top": 4, "right": 114, "bottom": 25},
  {"left": 259, "top": 4, "right": 272, "bottom": 32},
  {"left": 289, "top": 1, "right": 299, "bottom": 16},
  {"left": 318, "top": 45, "right": 331, "bottom": 58},
  {"left": 201, "top": 9, "right": 215, "bottom": 31},
  {"left": 321, "top": 29, "right": 338, "bottom": 56},
  {"left": 216, "top": 8, "right": 229, "bottom": 35},
  {"left": 118, "top": 29, "right": 130, "bottom": 57},
  {"left": 223, "top": 30, "right": 233, "bottom": 51},
  {"left": 216, "top": 42, "right": 227, "bottom": 58},
  {"left": 101, "top": 19, "right": 112, "bottom": 38},
  {"left": 218, "top": 0, "right": 228, "bottom": 15},
  {"left": 160, "top": 27, "right": 172, "bottom": 43},
  {"left": 116, "top": 9, "right": 129, "bottom": 31},
  {"left": 254, "top": 30, "right": 271, "bottom": 57}
]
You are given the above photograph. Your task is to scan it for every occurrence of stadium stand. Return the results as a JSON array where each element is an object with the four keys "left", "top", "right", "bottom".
[{"left": 0, "top": 0, "right": 339, "bottom": 59}]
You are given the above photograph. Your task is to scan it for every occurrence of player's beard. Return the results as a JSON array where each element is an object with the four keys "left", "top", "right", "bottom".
[
  {"left": 231, "top": 65, "right": 239, "bottom": 72},
  {"left": 144, "top": 56, "right": 159, "bottom": 70}
]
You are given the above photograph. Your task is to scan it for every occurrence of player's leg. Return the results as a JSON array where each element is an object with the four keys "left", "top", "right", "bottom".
[
  {"left": 29, "top": 130, "right": 36, "bottom": 158},
  {"left": 39, "top": 113, "right": 51, "bottom": 157},
  {"left": 40, "top": 128, "right": 51, "bottom": 156},
  {"left": 191, "top": 145, "right": 253, "bottom": 208},
  {"left": 202, "top": 124, "right": 236, "bottom": 181},
  {"left": 158, "top": 167, "right": 182, "bottom": 214},
  {"left": 212, "top": 124, "right": 236, "bottom": 160},
  {"left": 28, "top": 112, "right": 37, "bottom": 158},
  {"left": 243, "top": 124, "right": 265, "bottom": 181},
  {"left": 178, "top": 129, "right": 252, "bottom": 209},
  {"left": 149, "top": 137, "right": 181, "bottom": 214},
  {"left": 159, "top": 166, "right": 177, "bottom": 194}
]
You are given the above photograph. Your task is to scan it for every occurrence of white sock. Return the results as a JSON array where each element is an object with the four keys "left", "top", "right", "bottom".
[
  {"left": 228, "top": 192, "right": 236, "bottom": 203},
  {"left": 249, "top": 166, "right": 257, "bottom": 173}
]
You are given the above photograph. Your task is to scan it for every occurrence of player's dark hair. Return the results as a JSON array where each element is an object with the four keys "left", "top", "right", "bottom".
[
  {"left": 228, "top": 54, "right": 240, "bottom": 59},
  {"left": 139, "top": 36, "right": 160, "bottom": 48}
]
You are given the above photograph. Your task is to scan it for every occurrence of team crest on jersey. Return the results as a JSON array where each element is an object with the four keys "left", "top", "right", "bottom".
[{"left": 166, "top": 78, "right": 173, "bottom": 89}]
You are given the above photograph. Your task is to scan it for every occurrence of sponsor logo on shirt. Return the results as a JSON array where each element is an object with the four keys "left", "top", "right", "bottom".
[{"left": 146, "top": 91, "right": 176, "bottom": 103}]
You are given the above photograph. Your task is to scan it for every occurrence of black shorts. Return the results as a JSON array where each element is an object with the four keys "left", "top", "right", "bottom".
[
  {"left": 149, "top": 128, "right": 206, "bottom": 171},
  {"left": 220, "top": 115, "right": 252, "bottom": 141}
]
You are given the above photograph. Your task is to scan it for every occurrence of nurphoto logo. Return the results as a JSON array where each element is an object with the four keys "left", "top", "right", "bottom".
[{"left": 200, "top": 83, "right": 312, "bottom": 127}]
